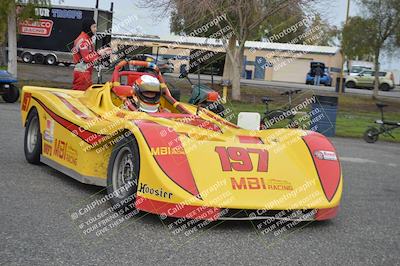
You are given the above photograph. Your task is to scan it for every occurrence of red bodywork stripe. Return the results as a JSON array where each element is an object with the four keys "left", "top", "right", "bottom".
[
  {"left": 175, "top": 117, "right": 221, "bottom": 132},
  {"left": 315, "top": 206, "right": 339, "bottom": 220},
  {"left": 135, "top": 196, "right": 220, "bottom": 221},
  {"left": 32, "top": 97, "right": 105, "bottom": 145},
  {"left": 21, "top": 92, "right": 32, "bottom": 112},
  {"left": 134, "top": 120, "right": 202, "bottom": 199},
  {"left": 302, "top": 132, "right": 341, "bottom": 202},
  {"left": 238, "top": 136, "right": 264, "bottom": 144},
  {"left": 51, "top": 93, "right": 92, "bottom": 120}
]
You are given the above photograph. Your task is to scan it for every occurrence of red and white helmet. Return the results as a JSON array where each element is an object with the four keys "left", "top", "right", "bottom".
[{"left": 133, "top": 75, "right": 161, "bottom": 113}]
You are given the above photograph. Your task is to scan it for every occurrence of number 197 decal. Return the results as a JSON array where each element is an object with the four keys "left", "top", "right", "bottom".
[{"left": 214, "top": 147, "right": 268, "bottom": 172}]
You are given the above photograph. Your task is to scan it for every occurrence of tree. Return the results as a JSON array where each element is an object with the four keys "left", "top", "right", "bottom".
[
  {"left": 0, "top": 0, "right": 51, "bottom": 76},
  {"left": 341, "top": 16, "right": 375, "bottom": 61},
  {"left": 143, "top": 0, "right": 319, "bottom": 101},
  {"left": 306, "top": 14, "right": 338, "bottom": 46},
  {"left": 357, "top": 0, "right": 400, "bottom": 98}
]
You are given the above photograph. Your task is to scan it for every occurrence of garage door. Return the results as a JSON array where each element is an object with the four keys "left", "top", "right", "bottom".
[{"left": 272, "top": 58, "right": 312, "bottom": 83}]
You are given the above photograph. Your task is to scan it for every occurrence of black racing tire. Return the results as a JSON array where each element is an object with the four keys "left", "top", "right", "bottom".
[
  {"left": 107, "top": 132, "right": 140, "bottom": 212},
  {"left": 2, "top": 84, "right": 20, "bottom": 103},
  {"left": 45, "top": 54, "right": 57, "bottom": 65},
  {"left": 345, "top": 81, "right": 356, "bottom": 88},
  {"left": 24, "top": 108, "right": 42, "bottom": 164},
  {"left": 21, "top": 52, "right": 33, "bottom": 63},
  {"left": 379, "top": 83, "right": 390, "bottom": 91},
  {"left": 363, "top": 127, "right": 379, "bottom": 143},
  {"left": 34, "top": 54, "right": 45, "bottom": 64}
]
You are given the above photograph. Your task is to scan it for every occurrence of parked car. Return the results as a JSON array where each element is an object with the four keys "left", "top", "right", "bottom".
[
  {"left": 0, "top": 70, "right": 19, "bottom": 103},
  {"left": 345, "top": 70, "right": 395, "bottom": 91},
  {"left": 347, "top": 65, "right": 373, "bottom": 76},
  {"left": 129, "top": 54, "right": 174, "bottom": 74},
  {"left": 305, "top": 62, "right": 332, "bottom": 86}
]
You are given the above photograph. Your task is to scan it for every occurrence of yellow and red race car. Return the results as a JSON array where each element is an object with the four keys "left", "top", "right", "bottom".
[{"left": 20, "top": 60, "right": 342, "bottom": 221}]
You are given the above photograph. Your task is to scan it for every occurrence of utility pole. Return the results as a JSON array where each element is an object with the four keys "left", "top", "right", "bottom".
[
  {"left": 7, "top": 3, "right": 17, "bottom": 77},
  {"left": 338, "top": 0, "right": 351, "bottom": 94}
]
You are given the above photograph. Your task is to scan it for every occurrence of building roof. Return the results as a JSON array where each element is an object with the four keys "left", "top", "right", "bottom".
[{"left": 112, "top": 34, "right": 340, "bottom": 55}]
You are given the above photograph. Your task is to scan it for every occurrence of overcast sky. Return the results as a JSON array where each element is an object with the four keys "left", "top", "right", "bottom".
[{"left": 52, "top": 0, "right": 399, "bottom": 70}]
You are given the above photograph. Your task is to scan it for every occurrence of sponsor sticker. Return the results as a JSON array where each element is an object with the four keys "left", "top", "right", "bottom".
[
  {"left": 314, "top": 150, "right": 337, "bottom": 161},
  {"left": 19, "top": 19, "right": 53, "bottom": 37},
  {"left": 138, "top": 183, "right": 173, "bottom": 199},
  {"left": 230, "top": 177, "right": 293, "bottom": 191},
  {"left": 44, "top": 118, "right": 54, "bottom": 143},
  {"left": 53, "top": 139, "right": 78, "bottom": 166}
]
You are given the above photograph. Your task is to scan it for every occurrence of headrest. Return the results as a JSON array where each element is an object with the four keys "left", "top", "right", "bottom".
[{"left": 112, "top": 85, "right": 134, "bottom": 98}]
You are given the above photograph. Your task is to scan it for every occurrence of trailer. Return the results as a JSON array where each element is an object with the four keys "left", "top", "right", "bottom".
[{"left": 17, "top": 4, "right": 113, "bottom": 66}]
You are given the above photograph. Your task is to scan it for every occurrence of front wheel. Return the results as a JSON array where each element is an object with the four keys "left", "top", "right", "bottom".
[
  {"left": 24, "top": 108, "right": 42, "bottom": 164},
  {"left": 346, "top": 81, "right": 356, "bottom": 88},
  {"left": 107, "top": 132, "right": 140, "bottom": 212},
  {"left": 21, "top": 52, "right": 33, "bottom": 63},
  {"left": 363, "top": 127, "right": 379, "bottom": 143},
  {"left": 2, "top": 84, "right": 20, "bottom": 103}
]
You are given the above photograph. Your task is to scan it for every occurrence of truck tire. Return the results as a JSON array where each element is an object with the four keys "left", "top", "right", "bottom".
[
  {"left": 22, "top": 52, "right": 33, "bottom": 63},
  {"left": 34, "top": 54, "right": 45, "bottom": 64},
  {"left": 45, "top": 54, "right": 57, "bottom": 65},
  {"left": 2, "top": 84, "right": 20, "bottom": 103},
  {"left": 24, "top": 108, "right": 42, "bottom": 164}
]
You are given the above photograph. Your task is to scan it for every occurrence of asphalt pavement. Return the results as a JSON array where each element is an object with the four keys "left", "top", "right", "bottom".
[{"left": 0, "top": 102, "right": 399, "bottom": 265}]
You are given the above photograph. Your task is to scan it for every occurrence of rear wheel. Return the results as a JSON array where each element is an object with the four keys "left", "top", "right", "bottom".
[
  {"left": 24, "top": 108, "right": 42, "bottom": 164},
  {"left": 107, "top": 133, "right": 140, "bottom": 212},
  {"left": 45, "top": 54, "right": 57, "bottom": 65},
  {"left": 262, "top": 110, "right": 285, "bottom": 129},
  {"left": 379, "top": 83, "right": 390, "bottom": 91},
  {"left": 363, "top": 127, "right": 379, "bottom": 143},
  {"left": 21, "top": 52, "right": 33, "bottom": 63},
  {"left": 2, "top": 84, "right": 19, "bottom": 103}
]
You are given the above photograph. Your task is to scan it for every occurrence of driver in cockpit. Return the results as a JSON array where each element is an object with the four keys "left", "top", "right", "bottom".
[
  {"left": 112, "top": 74, "right": 166, "bottom": 113},
  {"left": 130, "top": 75, "right": 162, "bottom": 113}
]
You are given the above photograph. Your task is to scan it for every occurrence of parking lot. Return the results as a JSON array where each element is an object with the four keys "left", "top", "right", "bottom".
[
  {"left": 16, "top": 63, "right": 400, "bottom": 99},
  {"left": 1, "top": 102, "right": 399, "bottom": 265}
]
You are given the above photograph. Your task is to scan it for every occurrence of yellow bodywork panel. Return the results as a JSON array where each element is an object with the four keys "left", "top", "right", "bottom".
[{"left": 20, "top": 83, "right": 342, "bottom": 211}]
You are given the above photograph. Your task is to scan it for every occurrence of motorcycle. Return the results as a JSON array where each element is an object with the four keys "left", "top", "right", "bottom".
[{"left": 177, "top": 65, "right": 225, "bottom": 117}]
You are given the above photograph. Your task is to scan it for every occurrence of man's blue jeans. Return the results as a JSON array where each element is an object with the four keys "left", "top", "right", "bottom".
[{"left": 314, "top": 75, "right": 321, "bottom": 86}]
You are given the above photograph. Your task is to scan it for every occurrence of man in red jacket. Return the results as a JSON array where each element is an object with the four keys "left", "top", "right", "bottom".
[{"left": 72, "top": 19, "right": 110, "bottom": 90}]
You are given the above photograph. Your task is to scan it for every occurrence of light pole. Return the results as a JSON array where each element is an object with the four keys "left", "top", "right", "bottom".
[{"left": 338, "top": 0, "right": 351, "bottom": 94}]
